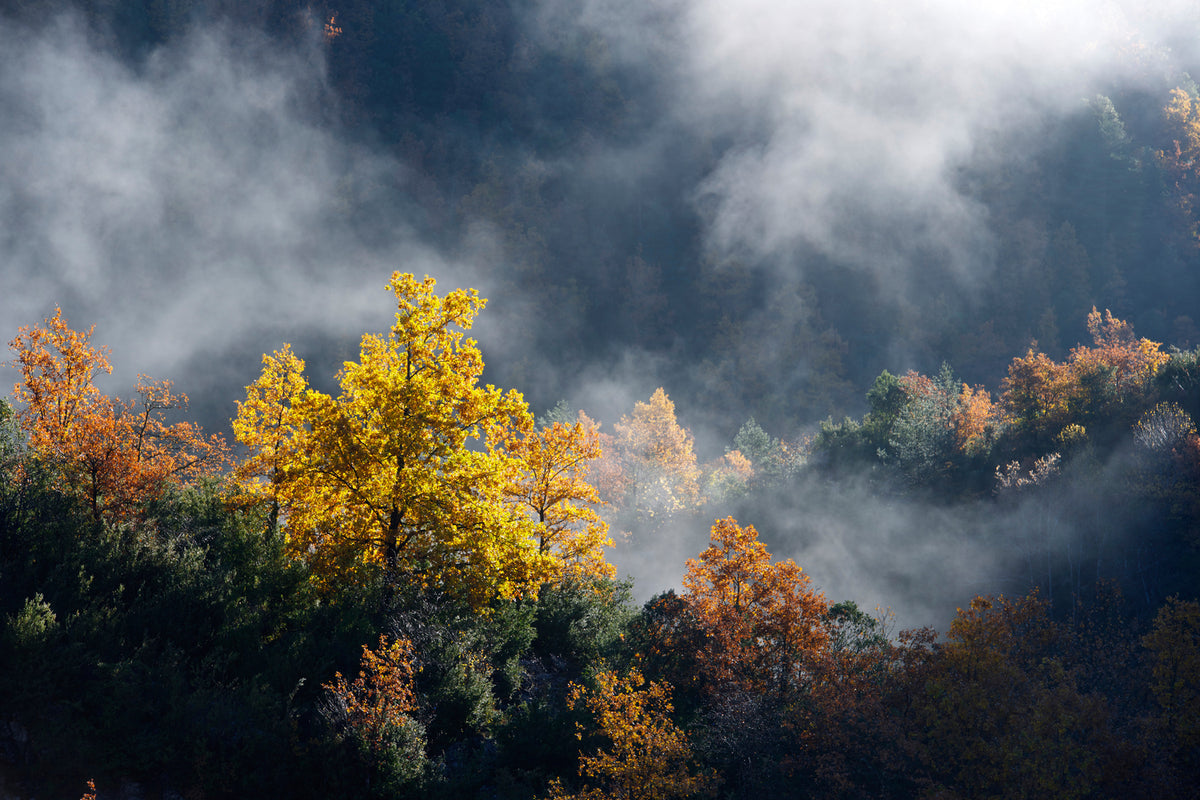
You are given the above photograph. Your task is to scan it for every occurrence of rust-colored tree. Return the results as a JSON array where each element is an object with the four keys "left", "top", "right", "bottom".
[
  {"left": 322, "top": 634, "right": 428, "bottom": 790},
  {"left": 9, "top": 308, "right": 228, "bottom": 522},
  {"left": 1000, "top": 308, "right": 1167, "bottom": 447},
  {"left": 324, "top": 634, "right": 420, "bottom": 752},
  {"left": 1074, "top": 308, "right": 1170, "bottom": 403},
  {"left": 545, "top": 668, "right": 718, "bottom": 800},
  {"left": 681, "top": 517, "right": 829, "bottom": 698}
]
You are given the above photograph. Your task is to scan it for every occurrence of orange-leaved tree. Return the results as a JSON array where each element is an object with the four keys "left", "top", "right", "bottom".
[
  {"left": 952, "top": 382, "right": 1003, "bottom": 455},
  {"left": 1074, "top": 307, "right": 1170, "bottom": 401},
  {"left": 232, "top": 274, "right": 556, "bottom": 604},
  {"left": 1001, "top": 308, "right": 1167, "bottom": 447},
  {"left": 682, "top": 517, "right": 829, "bottom": 698},
  {"left": 504, "top": 416, "right": 616, "bottom": 582},
  {"left": 322, "top": 634, "right": 428, "bottom": 788},
  {"left": 324, "top": 634, "right": 420, "bottom": 753},
  {"left": 10, "top": 308, "right": 228, "bottom": 522},
  {"left": 546, "top": 667, "right": 718, "bottom": 800}
]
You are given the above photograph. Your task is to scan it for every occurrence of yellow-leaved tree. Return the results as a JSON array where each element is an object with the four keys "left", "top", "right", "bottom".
[
  {"left": 231, "top": 343, "right": 309, "bottom": 532},
  {"left": 233, "top": 273, "right": 556, "bottom": 604},
  {"left": 504, "top": 417, "right": 616, "bottom": 582},
  {"left": 546, "top": 668, "right": 718, "bottom": 800}
]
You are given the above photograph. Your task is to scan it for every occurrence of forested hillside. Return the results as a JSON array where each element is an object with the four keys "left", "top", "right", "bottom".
[{"left": 2, "top": 0, "right": 1200, "bottom": 797}]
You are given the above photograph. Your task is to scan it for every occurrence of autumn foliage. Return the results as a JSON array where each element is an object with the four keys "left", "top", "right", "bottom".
[
  {"left": 548, "top": 668, "right": 717, "bottom": 800},
  {"left": 504, "top": 417, "right": 616, "bottom": 582},
  {"left": 611, "top": 388, "right": 701, "bottom": 521},
  {"left": 232, "top": 273, "right": 614, "bottom": 604},
  {"left": 6, "top": 286, "right": 1200, "bottom": 800},
  {"left": 9, "top": 308, "right": 228, "bottom": 522},
  {"left": 324, "top": 635, "right": 420, "bottom": 753},
  {"left": 682, "top": 517, "right": 829, "bottom": 697},
  {"left": 1159, "top": 87, "right": 1200, "bottom": 242},
  {"left": 1001, "top": 307, "right": 1167, "bottom": 446}
]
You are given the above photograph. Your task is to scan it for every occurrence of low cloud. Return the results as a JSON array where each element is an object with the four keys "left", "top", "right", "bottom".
[
  {"left": 535, "top": 0, "right": 1200, "bottom": 301},
  {"left": 0, "top": 15, "right": 467, "bottom": 417}
]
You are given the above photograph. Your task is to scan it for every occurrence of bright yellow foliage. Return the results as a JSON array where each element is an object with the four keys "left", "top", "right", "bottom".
[
  {"left": 505, "top": 418, "right": 616, "bottom": 582},
  {"left": 233, "top": 273, "right": 556, "bottom": 605},
  {"left": 547, "top": 668, "right": 717, "bottom": 800},
  {"left": 231, "top": 344, "right": 309, "bottom": 528}
]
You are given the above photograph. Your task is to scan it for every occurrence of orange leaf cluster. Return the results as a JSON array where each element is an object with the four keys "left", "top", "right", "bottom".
[
  {"left": 952, "top": 382, "right": 1001, "bottom": 454},
  {"left": 1001, "top": 308, "right": 1166, "bottom": 442},
  {"left": 682, "top": 517, "right": 829, "bottom": 697},
  {"left": 324, "top": 635, "right": 419, "bottom": 752},
  {"left": 10, "top": 308, "right": 228, "bottom": 522}
]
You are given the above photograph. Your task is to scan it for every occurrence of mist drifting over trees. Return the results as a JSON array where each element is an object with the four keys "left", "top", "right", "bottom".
[{"left": 3, "top": 0, "right": 1200, "bottom": 797}]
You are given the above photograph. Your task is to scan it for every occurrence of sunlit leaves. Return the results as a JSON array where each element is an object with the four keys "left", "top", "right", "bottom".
[
  {"left": 234, "top": 273, "right": 555, "bottom": 605},
  {"left": 324, "top": 634, "right": 420, "bottom": 753},
  {"left": 9, "top": 308, "right": 228, "bottom": 523},
  {"left": 1134, "top": 402, "right": 1198, "bottom": 454},
  {"left": 231, "top": 344, "right": 308, "bottom": 528},
  {"left": 10, "top": 307, "right": 111, "bottom": 449},
  {"left": 611, "top": 388, "right": 701, "bottom": 522},
  {"left": 1158, "top": 87, "right": 1200, "bottom": 242},
  {"left": 505, "top": 417, "right": 616, "bottom": 582},
  {"left": 682, "top": 517, "right": 828, "bottom": 698},
  {"left": 547, "top": 668, "right": 718, "bottom": 800},
  {"left": 1001, "top": 308, "right": 1166, "bottom": 446}
]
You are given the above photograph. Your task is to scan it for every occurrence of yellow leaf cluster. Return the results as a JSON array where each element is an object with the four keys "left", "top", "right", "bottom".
[
  {"left": 233, "top": 273, "right": 610, "bottom": 605},
  {"left": 505, "top": 418, "right": 616, "bottom": 582},
  {"left": 612, "top": 388, "right": 701, "bottom": 520},
  {"left": 547, "top": 668, "right": 717, "bottom": 800}
]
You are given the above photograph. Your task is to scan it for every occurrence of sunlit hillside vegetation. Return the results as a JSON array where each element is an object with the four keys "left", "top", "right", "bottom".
[
  {"left": 4, "top": 1, "right": 1200, "bottom": 797},
  {"left": 2, "top": 278, "right": 1199, "bottom": 798}
]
